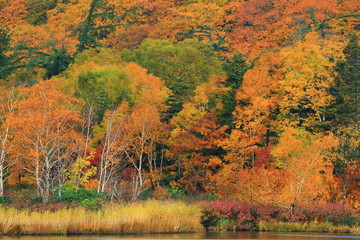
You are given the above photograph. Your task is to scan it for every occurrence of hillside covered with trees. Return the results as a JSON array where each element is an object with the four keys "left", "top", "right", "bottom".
[{"left": 0, "top": 0, "right": 359, "bottom": 217}]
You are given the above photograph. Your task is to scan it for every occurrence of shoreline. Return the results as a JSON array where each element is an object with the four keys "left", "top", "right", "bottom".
[
  {"left": 1, "top": 228, "right": 359, "bottom": 236},
  {"left": 0, "top": 200, "right": 359, "bottom": 236}
]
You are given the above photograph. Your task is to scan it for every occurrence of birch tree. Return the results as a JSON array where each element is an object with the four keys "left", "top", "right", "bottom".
[
  {"left": 8, "top": 81, "right": 83, "bottom": 202},
  {"left": 0, "top": 87, "right": 19, "bottom": 197}
]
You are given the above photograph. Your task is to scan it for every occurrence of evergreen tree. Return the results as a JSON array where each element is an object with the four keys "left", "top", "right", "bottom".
[
  {"left": 0, "top": 29, "right": 11, "bottom": 79},
  {"left": 76, "top": 0, "right": 117, "bottom": 53},
  {"left": 330, "top": 34, "right": 360, "bottom": 123},
  {"left": 38, "top": 47, "right": 73, "bottom": 79},
  {"left": 1, "top": 42, "right": 72, "bottom": 81},
  {"left": 163, "top": 77, "right": 192, "bottom": 122},
  {"left": 328, "top": 33, "right": 360, "bottom": 202},
  {"left": 219, "top": 53, "right": 250, "bottom": 128},
  {"left": 0, "top": 27, "right": 72, "bottom": 81}
]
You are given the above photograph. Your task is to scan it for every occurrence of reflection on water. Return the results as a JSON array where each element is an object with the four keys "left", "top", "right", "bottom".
[{"left": 0, "top": 232, "right": 359, "bottom": 240}]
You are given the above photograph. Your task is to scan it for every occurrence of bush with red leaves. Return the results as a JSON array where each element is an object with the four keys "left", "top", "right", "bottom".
[{"left": 199, "top": 200, "right": 359, "bottom": 230}]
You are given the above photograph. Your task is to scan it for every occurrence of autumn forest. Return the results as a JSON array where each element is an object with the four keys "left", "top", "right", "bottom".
[{"left": 0, "top": 0, "right": 359, "bottom": 230}]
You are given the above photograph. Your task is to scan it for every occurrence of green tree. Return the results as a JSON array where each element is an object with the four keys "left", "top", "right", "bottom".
[
  {"left": 330, "top": 34, "right": 360, "bottom": 124},
  {"left": 121, "top": 38, "right": 222, "bottom": 121},
  {"left": 21, "top": 45, "right": 73, "bottom": 80},
  {"left": 0, "top": 32, "right": 72, "bottom": 81},
  {"left": 38, "top": 46, "right": 73, "bottom": 79},
  {"left": 0, "top": 29, "right": 11, "bottom": 79},
  {"left": 328, "top": 33, "right": 360, "bottom": 202},
  {"left": 219, "top": 53, "right": 250, "bottom": 128},
  {"left": 77, "top": 71, "right": 110, "bottom": 123},
  {"left": 0, "top": 33, "right": 35, "bottom": 81},
  {"left": 76, "top": 0, "right": 117, "bottom": 53}
]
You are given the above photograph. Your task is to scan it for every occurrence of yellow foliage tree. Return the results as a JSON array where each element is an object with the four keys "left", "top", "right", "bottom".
[
  {"left": 65, "top": 153, "right": 97, "bottom": 191},
  {"left": 279, "top": 32, "right": 344, "bottom": 127},
  {"left": 270, "top": 128, "right": 338, "bottom": 208}
]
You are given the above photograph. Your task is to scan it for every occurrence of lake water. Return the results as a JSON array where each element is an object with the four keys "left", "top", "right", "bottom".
[{"left": 1, "top": 232, "right": 360, "bottom": 240}]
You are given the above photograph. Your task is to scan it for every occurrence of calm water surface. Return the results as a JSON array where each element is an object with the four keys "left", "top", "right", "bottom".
[{"left": 1, "top": 232, "right": 360, "bottom": 240}]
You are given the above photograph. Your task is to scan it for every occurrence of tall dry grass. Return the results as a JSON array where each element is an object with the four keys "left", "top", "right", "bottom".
[{"left": 0, "top": 201, "right": 204, "bottom": 235}]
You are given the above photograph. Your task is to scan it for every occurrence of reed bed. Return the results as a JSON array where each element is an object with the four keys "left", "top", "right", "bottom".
[
  {"left": 258, "top": 221, "right": 358, "bottom": 233},
  {"left": 0, "top": 201, "right": 204, "bottom": 235}
]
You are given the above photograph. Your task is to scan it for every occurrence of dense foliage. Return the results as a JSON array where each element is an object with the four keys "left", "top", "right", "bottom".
[{"left": 0, "top": 0, "right": 359, "bottom": 216}]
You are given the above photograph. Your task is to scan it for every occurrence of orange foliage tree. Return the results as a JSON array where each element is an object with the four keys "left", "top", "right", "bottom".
[
  {"left": 211, "top": 52, "right": 282, "bottom": 200},
  {"left": 119, "top": 63, "right": 169, "bottom": 200},
  {"left": 0, "top": 0, "right": 28, "bottom": 29},
  {"left": 102, "top": 0, "right": 226, "bottom": 50},
  {"left": 121, "top": 103, "right": 168, "bottom": 200},
  {"left": 226, "top": 0, "right": 359, "bottom": 59},
  {"left": 7, "top": 81, "right": 84, "bottom": 202},
  {"left": 211, "top": 148, "right": 284, "bottom": 202},
  {"left": 169, "top": 113, "right": 228, "bottom": 194},
  {"left": 168, "top": 75, "right": 228, "bottom": 194},
  {"left": 0, "top": 87, "right": 19, "bottom": 197},
  {"left": 270, "top": 128, "right": 338, "bottom": 208},
  {"left": 212, "top": 37, "right": 342, "bottom": 204},
  {"left": 213, "top": 129, "right": 337, "bottom": 208},
  {"left": 219, "top": 51, "right": 282, "bottom": 173}
]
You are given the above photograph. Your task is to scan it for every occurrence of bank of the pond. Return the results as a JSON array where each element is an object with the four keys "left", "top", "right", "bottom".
[
  {"left": 199, "top": 200, "right": 360, "bottom": 234},
  {"left": 0, "top": 200, "right": 360, "bottom": 235},
  {"left": 0, "top": 201, "right": 204, "bottom": 235}
]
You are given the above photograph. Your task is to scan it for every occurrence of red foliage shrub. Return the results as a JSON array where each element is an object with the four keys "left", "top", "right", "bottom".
[
  {"left": 200, "top": 200, "right": 282, "bottom": 230},
  {"left": 300, "top": 203, "right": 355, "bottom": 222},
  {"left": 9, "top": 199, "right": 31, "bottom": 209},
  {"left": 200, "top": 200, "right": 358, "bottom": 230}
]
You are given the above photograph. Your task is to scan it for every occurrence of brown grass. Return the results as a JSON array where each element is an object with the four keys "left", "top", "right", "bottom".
[{"left": 0, "top": 200, "right": 204, "bottom": 235}]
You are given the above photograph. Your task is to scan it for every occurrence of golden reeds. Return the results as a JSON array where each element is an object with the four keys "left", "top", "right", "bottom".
[{"left": 0, "top": 201, "right": 204, "bottom": 235}]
